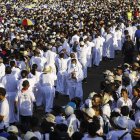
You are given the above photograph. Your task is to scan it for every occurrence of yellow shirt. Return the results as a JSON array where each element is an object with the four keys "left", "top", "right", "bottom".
[{"left": 127, "top": 12, "right": 132, "bottom": 21}]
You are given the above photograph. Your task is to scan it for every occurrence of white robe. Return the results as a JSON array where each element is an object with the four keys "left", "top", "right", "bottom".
[
  {"left": 38, "top": 73, "right": 57, "bottom": 112},
  {"left": 86, "top": 41, "right": 95, "bottom": 67},
  {"left": 43, "top": 50, "right": 57, "bottom": 75},
  {"left": 104, "top": 33, "right": 114, "bottom": 59},
  {"left": 116, "top": 30, "right": 123, "bottom": 51},
  {"left": 77, "top": 46, "right": 88, "bottom": 78},
  {"left": 93, "top": 37, "right": 103, "bottom": 66},
  {"left": 1, "top": 74, "right": 18, "bottom": 123},
  {"left": 0, "top": 63, "right": 5, "bottom": 80},
  {"left": 67, "top": 114, "right": 79, "bottom": 137},
  {"left": 11, "top": 67, "right": 21, "bottom": 80},
  {"left": 55, "top": 57, "right": 68, "bottom": 94},
  {"left": 66, "top": 65, "right": 84, "bottom": 100},
  {"left": 30, "top": 56, "right": 46, "bottom": 72}
]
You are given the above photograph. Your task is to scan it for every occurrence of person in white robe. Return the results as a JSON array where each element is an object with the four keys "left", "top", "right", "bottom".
[
  {"left": 10, "top": 60, "right": 21, "bottom": 80},
  {"left": 55, "top": 53, "right": 68, "bottom": 94},
  {"left": 84, "top": 36, "right": 95, "bottom": 68},
  {"left": 38, "top": 65, "right": 57, "bottom": 113},
  {"left": 0, "top": 58, "right": 5, "bottom": 81},
  {"left": 116, "top": 27, "right": 123, "bottom": 51},
  {"left": 104, "top": 29, "right": 114, "bottom": 59},
  {"left": 66, "top": 59, "right": 84, "bottom": 100},
  {"left": 71, "top": 31, "right": 80, "bottom": 45},
  {"left": 1, "top": 66, "right": 18, "bottom": 123},
  {"left": 77, "top": 41, "right": 88, "bottom": 78},
  {"left": 43, "top": 45, "right": 57, "bottom": 75},
  {"left": 65, "top": 106, "right": 79, "bottom": 137},
  {"left": 125, "top": 24, "right": 134, "bottom": 40},
  {"left": 93, "top": 34, "right": 103, "bottom": 66},
  {"left": 30, "top": 50, "right": 46, "bottom": 72},
  {"left": 62, "top": 38, "right": 71, "bottom": 55}
]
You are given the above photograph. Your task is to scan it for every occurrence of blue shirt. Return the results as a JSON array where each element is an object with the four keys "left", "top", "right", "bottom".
[{"left": 135, "top": 29, "right": 140, "bottom": 38}]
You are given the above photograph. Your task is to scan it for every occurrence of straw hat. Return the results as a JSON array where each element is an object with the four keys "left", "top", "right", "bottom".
[{"left": 43, "top": 66, "right": 52, "bottom": 73}]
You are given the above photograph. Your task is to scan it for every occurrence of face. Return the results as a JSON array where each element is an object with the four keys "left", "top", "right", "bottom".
[
  {"left": 92, "top": 97, "right": 101, "bottom": 107},
  {"left": 0, "top": 94, "right": 4, "bottom": 101},
  {"left": 121, "top": 91, "right": 128, "bottom": 98},
  {"left": 133, "top": 89, "right": 139, "bottom": 97},
  {"left": 116, "top": 69, "right": 122, "bottom": 75}
]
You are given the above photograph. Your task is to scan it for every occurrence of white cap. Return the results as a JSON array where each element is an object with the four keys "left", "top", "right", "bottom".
[
  {"left": 7, "top": 125, "right": 18, "bottom": 134},
  {"left": 85, "top": 99, "right": 92, "bottom": 108},
  {"left": 114, "top": 75, "right": 122, "bottom": 81},
  {"left": 65, "top": 106, "right": 74, "bottom": 116},
  {"left": 103, "top": 70, "right": 111, "bottom": 75},
  {"left": 0, "top": 137, "right": 7, "bottom": 140},
  {"left": 46, "top": 113, "right": 56, "bottom": 124},
  {"left": 83, "top": 108, "right": 95, "bottom": 118},
  {"left": 80, "top": 41, "right": 85, "bottom": 46},
  {"left": 24, "top": 131, "right": 36, "bottom": 140},
  {"left": 88, "top": 92, "right": 97, "bottom": 99}
]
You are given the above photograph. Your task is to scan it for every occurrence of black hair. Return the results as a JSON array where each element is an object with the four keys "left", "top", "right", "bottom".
[
  {"left": 30, "top": 137, "right": 39, "bottom": 140},
  {"left": 5, "top": 66, "right": 12, "bottom": 74},
  {"left": 22, "top": 80, "right": 29, "bottom": 88},
  {"left": 31, "top": 64, "right": 38, "bottom": 75},
  {"left": 10, "top": 60, "right": 16, "bottom": 67},
  {"left": 0, "top": 87, "right": 6, "bottom": 97},
  {"left": 88, "top": 121, "right": 100, "bottom": 137},
  {"left": 7, "top": 135, "right": 18, "bottom": 140},
  {"left": 72, "top": 132, "right": 84, "bottom": 140},
  {"left": 21, "top": 70, "right": 28, "bottom": 78},
  {"left": 121, "top": 106, "right": 130, "bottom": 116}
]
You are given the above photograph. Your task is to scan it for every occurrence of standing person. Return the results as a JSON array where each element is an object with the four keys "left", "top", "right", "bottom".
[
  {"left": 104, "top": 29, "right": 114, "bottom": 60},
  {"left": 0, "top": 58, "right": 5, "bottom": 81},
  {"left": 135, "top": 25, "right": 140, "bottom": 52},
  {"left": 1, "top": 66, "right": 17, "bottom": 124},
  {"left": 39, "top": 65, "right": 57, "bottom": 113},
  {"left": 66, "top": 59, "right": 84, "bottom": 100},
  {"left": 0, "top": 87, "right": 9, "bottom": 130},
  {"left": 15, "top": 80, "right": 36, "bottom": 128},
  {"left": 122, "top": 35, "right": 135, "bottom": 64},
  {"left": 93, "top": 34, "right": 103, "bottom": 66},
  {"left": 77, "top": 41, "right": 88, "bottom": 80},
  {"left": 55, "top": 53, "right": 68, "bottom": 95}
]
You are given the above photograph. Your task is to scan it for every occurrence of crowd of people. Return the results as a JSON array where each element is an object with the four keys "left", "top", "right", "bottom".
[{"left": 0, "top": 0, "right": 140, "bottom": 140}]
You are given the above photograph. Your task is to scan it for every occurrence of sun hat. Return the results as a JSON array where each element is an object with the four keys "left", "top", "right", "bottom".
[
  {"left": 7, "top": 125, "right": 18, "bottom": 134},
  {"left": 24, "top": 131, "right": 36, "bottom": 140},
  {"left": 65, "top": 106, "right": 74, "bottom": 116},
  {"left": 46, "top": 113, "right": 56, "bottom": 124}
]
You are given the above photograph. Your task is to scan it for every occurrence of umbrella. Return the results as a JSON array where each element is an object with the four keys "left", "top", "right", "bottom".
[{"left": 22, "top": 19, "right": 34, "bottom": 26}]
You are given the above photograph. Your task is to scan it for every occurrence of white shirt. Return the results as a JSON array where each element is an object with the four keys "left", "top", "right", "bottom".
[
  {"left": 11, "top": 67, "right": 21, "bottom": 79},
  {"left": 102, "top": 103, "right": 111, "bottom": 118},
  {"left": 0, "top": 98, "right": 9, "bottom": 129},
  {"left": 1, "top": 74, "right": 17, "bottom": 93},
  {"left": 0, "top": 63, "right": 5, "bottom": 80},
  {"left": 117, "top": 97, "right": 132, "bottom": 110},
  {"left": 15, "top": 89, "right": 35, "bottom": 116},
  {"left": 40, "top": 73, "right": 57, "bottom": 87}
]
